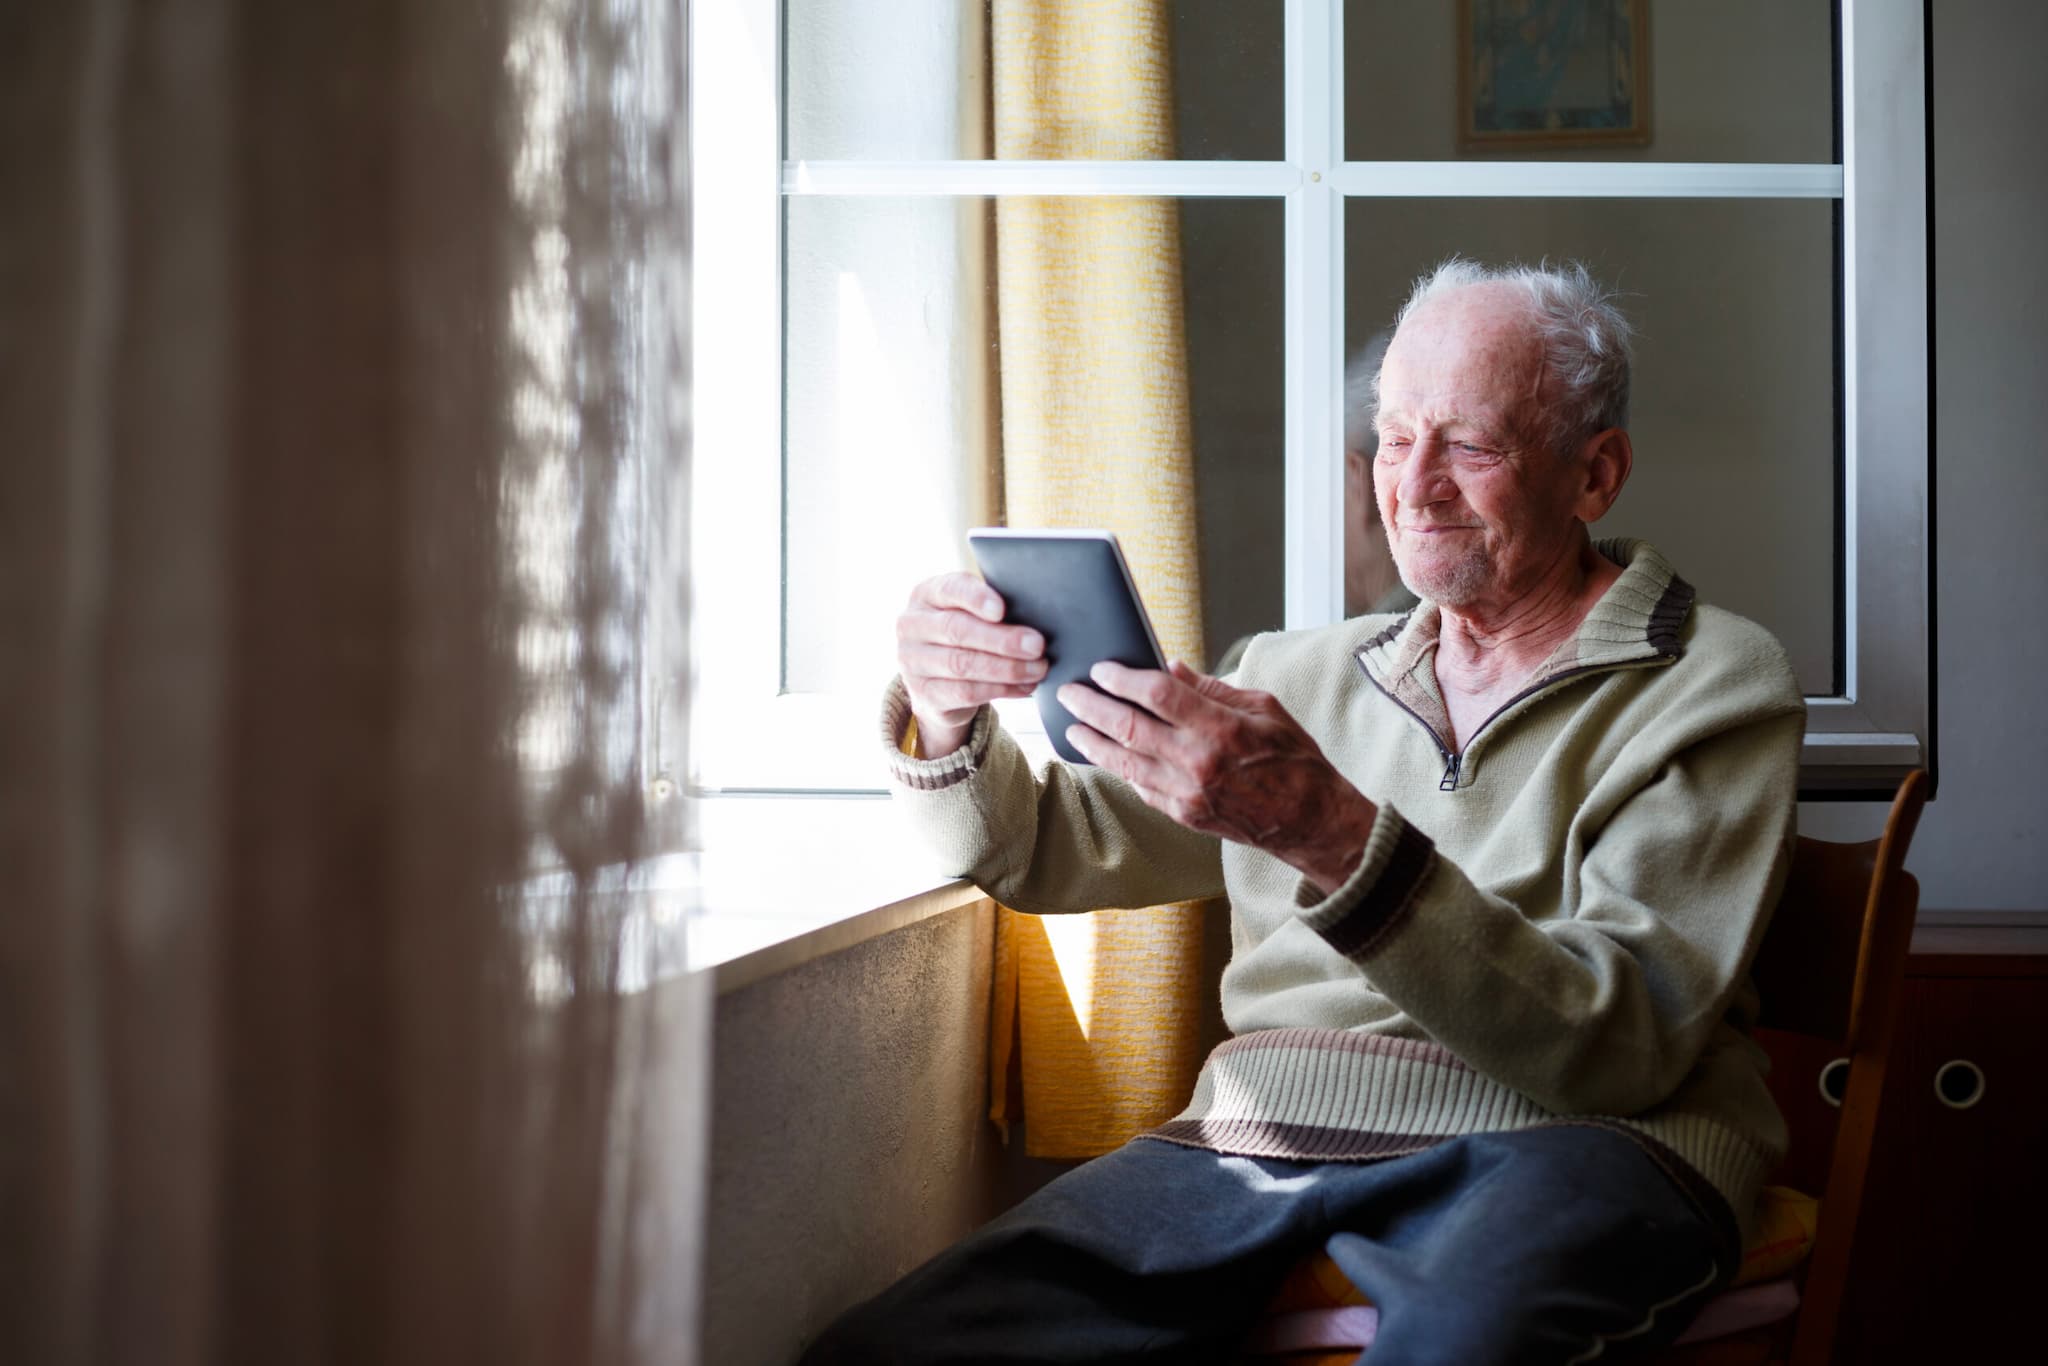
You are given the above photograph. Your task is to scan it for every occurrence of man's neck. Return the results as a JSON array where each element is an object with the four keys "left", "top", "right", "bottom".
[{"left": 1435, "top": 539, "right": 1621, "bottom": 701}]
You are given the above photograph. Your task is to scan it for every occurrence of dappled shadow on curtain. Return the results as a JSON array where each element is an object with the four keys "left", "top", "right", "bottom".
[{"left": 0, "top": 2, "right": 700, "bottom": 1362}]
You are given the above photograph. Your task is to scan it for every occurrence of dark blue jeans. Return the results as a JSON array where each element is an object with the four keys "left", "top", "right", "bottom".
[{"left": 801, "top": 1124, "right": 1738, "bottom": 1365}]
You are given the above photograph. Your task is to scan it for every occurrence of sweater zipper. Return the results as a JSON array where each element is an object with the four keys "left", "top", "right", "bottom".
[
  {"left": 1359, "top": 656, "right": 1674, "bottom": 792},
  {"left": 1361, "top": 680, "right": 1462, "bottom": 787}
]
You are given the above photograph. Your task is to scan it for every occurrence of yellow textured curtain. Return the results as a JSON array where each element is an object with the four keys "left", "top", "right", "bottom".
[{"left": 988, "top": 0, "right": 1211, "bottom": 1158}]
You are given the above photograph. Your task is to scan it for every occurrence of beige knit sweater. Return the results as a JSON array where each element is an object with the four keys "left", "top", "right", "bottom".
[{"left": 882, "top": 540, "right": 1806, "bottom": 1236}]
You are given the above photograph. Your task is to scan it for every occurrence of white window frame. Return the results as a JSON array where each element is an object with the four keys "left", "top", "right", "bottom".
[{"left": 690, "top": 0, "right": 1930, "bottom": 800}]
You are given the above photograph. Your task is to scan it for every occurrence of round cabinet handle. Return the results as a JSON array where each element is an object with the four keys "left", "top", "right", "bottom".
[
  {"left": 1934, "top": 1059, "right": 1986, "bottom": 1110},
  {"left": 1817, "top": 1057, "right": 1850, "bottom": 1108}
]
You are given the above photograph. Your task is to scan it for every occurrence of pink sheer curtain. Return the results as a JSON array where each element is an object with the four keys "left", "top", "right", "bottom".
[{"left": 0, "top": 2, "right": 704, "bottom": 1362}]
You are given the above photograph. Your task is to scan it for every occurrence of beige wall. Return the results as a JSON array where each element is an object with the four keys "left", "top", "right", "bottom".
[{"left": 701, "top": 902, "right": 1009, "bottom": 1365}]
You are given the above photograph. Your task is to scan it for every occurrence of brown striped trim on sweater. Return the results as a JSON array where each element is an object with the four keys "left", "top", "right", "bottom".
[
  {"left": 1313, "top": 820, "right": 1438, "bottom": 960},
  {"left": 1646, "top": 573, "right": 1698, "bottom": 659},
  {"left": 1360, "top": 613, "right": 1410, "bottom": 653},
  {"left": 879, "top": 678, "right": 991, "bottom": 792}
]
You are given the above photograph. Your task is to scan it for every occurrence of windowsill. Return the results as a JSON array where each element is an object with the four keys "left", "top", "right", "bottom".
[
  {"left": 694, "top": 872, "right": 987, "bottom": 994},
  {"left": 685, "top": 792, "right": 988, "bottom": 994}
]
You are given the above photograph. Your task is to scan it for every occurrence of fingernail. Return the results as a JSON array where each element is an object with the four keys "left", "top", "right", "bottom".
[{"left": 1020, "top": 629, "right": 1044, "bottom": 655}]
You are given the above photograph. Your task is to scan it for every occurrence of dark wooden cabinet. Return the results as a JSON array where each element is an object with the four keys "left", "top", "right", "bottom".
[{"left": 1832, "top": 928, "right": 2048, "bottom": 1363}]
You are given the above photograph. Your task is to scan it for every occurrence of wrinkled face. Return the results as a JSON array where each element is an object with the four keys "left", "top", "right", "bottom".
[{"left": 1372, "top": 284, "right": 1590, "bottom": 611}]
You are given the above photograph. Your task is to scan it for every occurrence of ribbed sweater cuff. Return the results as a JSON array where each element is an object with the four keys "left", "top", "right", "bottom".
[
  {"left": 1294, "top": 802, "right": 1438, "bottom": 960},
  {"left": 879, "top": 676, "right": 994, "bottom": 792}
]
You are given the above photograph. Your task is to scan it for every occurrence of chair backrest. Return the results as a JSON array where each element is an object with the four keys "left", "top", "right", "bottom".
[
  {"left": 1748, "top": 769, "right": 1926, "bottom": 1188},
  {"left": 1744, "top": 768, "right": 1928, "bottom": 1366}
]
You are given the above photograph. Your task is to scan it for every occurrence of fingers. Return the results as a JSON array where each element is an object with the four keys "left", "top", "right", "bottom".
[
  {"left": 1091, "top": 658, "right": 1247, "bottom": 730},
  {"left": 900, "top": 641, "right": 1046, "bottom": 700},
  {"left": 1062, "top": 722, "right": 1199, "bottom": 808},
  {"left": 898, "top": 610, "right": 1044, "bottom": 663},
  {"left": 909, "top": 571, "right": 1007, "bottom": 623},
  {"left": 898, "top": 582, "right": 1043, "bottom": 664},
  {"left": 910, "top": 675, "right": 1041, "bottom": 713},
  {"left": 1057, "top": 677, "right": 1180, "bottom": 759},
  {"left": 1086, "top": 659, "right": 1188, "bottom": 716},
  {"left": 899, "top": 624, "right": 1044, "bottom": 718},
  {"left": 896, "top": 574, "right": 1047, "bottom": 724},
  {"left": 1056, "top": 674, "right": 1224, "bottom": 812}
]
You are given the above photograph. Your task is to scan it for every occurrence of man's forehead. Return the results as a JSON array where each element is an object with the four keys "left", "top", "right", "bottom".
[
  {"left": 1393, "top": 284, "right": 1540, "bottom": 355},
  {"left": 1379, "top": 288, "right": 1546, "bottom": 415}
]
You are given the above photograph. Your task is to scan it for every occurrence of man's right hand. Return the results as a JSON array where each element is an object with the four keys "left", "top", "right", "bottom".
[{"left": 897, "top": 572, "right": 1047, "bottom": 759}]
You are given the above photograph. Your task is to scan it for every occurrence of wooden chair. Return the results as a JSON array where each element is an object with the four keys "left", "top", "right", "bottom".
[
  {"left": 1244, "top": 769, "right": 1930, "bottom": 1366},
  {"left": 1657, "top": 766, "right": 1929, "bottom": 1365}
]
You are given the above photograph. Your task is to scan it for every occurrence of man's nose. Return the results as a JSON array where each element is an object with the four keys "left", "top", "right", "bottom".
[{"left": 1398, "top": 436, "right": 1455, "bottom": 507}]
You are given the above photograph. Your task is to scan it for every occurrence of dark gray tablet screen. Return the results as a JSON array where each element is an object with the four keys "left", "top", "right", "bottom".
[{"left": 968, "top": 532, "right": 1165, "bottom": 766}]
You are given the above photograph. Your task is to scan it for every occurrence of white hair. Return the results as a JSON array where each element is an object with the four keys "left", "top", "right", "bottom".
[{"left": 1375, "top": 257, "right": 1635, "bottom": 456}]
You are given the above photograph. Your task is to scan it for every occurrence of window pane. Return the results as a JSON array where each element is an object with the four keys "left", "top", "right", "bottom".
[
  {"left": 782, "top": 196, "right": 1283, "bottom": 697},
  {"left": 1183, "top": 198, "right": 1286, "bottom": 664},
  {"left": 785, "top": 2, "right": 1282, "bottom": 161},
  {"left": 1345, "top": 197, "right": 1837, "bottom": 695},
  {"left": 1345, "top": 0, "right": 1836, "bottom": 164},
  {"left": 783, "top": 196, "right": 998, "bottom": 697}
]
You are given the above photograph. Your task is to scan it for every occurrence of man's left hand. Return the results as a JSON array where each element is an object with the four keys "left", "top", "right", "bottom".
[{"left": 1059, "top": 661, "right": 1379, "bottom": 896}]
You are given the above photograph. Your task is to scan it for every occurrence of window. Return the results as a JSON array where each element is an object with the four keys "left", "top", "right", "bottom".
[{"left": 689, "top": 0, "right": 1930, "bottom": 804}]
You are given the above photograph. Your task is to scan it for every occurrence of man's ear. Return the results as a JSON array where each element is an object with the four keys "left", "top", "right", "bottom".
[{"left": 1573, "top": 427, "right": 1632, "bottom": 524}]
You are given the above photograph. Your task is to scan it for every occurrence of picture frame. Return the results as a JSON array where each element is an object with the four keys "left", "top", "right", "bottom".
[{"left": 1460, "top": 0, "right": 1650, "bottom": 149}]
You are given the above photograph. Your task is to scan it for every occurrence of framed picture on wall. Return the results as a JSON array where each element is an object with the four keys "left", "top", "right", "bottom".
[{"left": 1460, "top": 0, "right": 1650, "bottom": 149}]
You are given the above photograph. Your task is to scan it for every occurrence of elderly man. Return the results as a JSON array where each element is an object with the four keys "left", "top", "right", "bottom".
[{"left": 808, "top": 260, "right": 1805, "bottom": 1364}]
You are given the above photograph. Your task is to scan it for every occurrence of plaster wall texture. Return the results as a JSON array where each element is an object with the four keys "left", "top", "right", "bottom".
[{"left": 702, "top": 901, "right": 1008, "bottom": 1366}]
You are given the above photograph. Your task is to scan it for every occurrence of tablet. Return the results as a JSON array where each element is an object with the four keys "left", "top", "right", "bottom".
[{"left": 967, "top": 528, "right": 1168, "bottom": 765}]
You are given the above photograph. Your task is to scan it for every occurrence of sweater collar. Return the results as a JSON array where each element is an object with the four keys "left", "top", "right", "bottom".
[{"left": 1354, "top": 538, "right": 1696, "bottom": 707}]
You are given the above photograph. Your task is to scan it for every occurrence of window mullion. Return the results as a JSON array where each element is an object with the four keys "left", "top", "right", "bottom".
[
  {"left": 1282, "top": 0, "right": 1344, "bottom": 629},
  {"left": 782, "top": 160, "right": 1296, "bottom": 197},
  {"left": 1333, "top": 161, "right": 1844, "bottom": 199}
]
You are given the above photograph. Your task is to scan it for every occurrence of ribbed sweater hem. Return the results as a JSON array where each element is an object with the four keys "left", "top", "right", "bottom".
[{"left": 1144, "top": 1027, "right": 1769, "bottom": 1244}]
